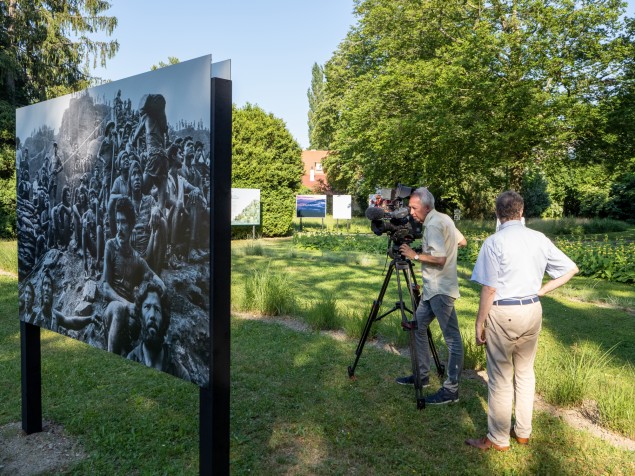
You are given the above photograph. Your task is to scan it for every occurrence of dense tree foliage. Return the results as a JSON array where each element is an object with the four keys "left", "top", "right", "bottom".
[
  {"left": 0, "top": 0, "right": 118, "bottom": 237},
  {"left": 232, "top": 104, "right": 304, "bottom": 237},
  {"left": 314, "top": 0, "right": 632, "bottom": 218},
  {"left": 307, "top": 62, "right": 327, "bottom": 149}
]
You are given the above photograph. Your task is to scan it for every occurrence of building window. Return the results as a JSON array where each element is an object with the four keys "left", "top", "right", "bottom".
[{"left": 315, "top": 162, "right": 322, "bottom": 172}]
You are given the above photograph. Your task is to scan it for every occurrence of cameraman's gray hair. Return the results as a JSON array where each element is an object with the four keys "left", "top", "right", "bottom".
[{"left": 412, "top": 187, "right": 435, "bottom": 209}]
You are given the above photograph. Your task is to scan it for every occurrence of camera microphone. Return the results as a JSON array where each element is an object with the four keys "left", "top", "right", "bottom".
[{"left": 365, "top": 206, "right": 386, "bottom": 221}]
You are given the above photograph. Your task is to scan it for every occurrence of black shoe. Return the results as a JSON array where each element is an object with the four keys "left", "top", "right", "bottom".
[
  {"left": 425, "top": 387, "right": 459, "bottom": 404},
  {"left": 395, "top": 375, "right": 429, "bottom": 387}
]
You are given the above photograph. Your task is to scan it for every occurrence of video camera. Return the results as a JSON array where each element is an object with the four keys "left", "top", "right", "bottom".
[{"left": 365, "top": 184, "right": 422, "bottom": 256}]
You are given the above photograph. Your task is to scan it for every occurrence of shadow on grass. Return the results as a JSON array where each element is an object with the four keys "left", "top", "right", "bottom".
[{"left": 540, "top": 296, "right": 635, "bottom": 368}]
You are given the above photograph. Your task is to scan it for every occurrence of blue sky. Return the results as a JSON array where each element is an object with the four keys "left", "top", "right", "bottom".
[
  {"left": 92, "top": 1, "right": 356, "bottom": 150},
  {"left": 92, "top": 1, "right": 635, "bottom": 150}
]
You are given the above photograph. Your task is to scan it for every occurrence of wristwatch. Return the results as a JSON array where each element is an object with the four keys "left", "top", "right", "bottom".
[{"left": 414, "top": 254, "right": 420, "bottom": 261}]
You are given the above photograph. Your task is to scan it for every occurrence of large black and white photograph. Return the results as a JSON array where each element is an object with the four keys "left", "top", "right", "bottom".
[{"left": 16, "top": 55, "right": 213, "bottom": 387}]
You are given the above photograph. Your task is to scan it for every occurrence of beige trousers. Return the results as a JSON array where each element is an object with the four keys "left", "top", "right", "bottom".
[{"left": 485, "top": 302, "right": 542, "bottom": 446}]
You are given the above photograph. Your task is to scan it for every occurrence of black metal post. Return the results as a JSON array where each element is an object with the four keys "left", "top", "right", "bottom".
[
  {"left": 21, "top": 320, "right": 42, "bottom": 434},
  {"left": 200, "top": 76, "right": 232, "bottom": 475}
]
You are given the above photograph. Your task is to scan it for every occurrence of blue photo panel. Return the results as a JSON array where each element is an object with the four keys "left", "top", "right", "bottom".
[{"left": 296, "top": 194, "right": 326, "bottom": 218}]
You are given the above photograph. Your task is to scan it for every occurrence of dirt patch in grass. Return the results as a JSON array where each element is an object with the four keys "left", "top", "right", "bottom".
[
  {"left": 0, "top": 421, "right": 88, "bottom": 475},
  {"left": 0, "top": 269, "right": 17, "bottom": 279}
]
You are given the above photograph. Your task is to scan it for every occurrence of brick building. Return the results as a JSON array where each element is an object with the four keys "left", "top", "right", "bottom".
[{"left": 301, "top": 150, "right": 329, "bottom": 189}]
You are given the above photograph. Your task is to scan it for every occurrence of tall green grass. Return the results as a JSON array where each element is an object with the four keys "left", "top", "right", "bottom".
[
  {"left": 302, "top": 294, "right": 342, "bottom": 330},
  {"left": 541, "top": 341, "right": 616, "bottom": 407},
  {"left": 461, "top": 327, "right": 487, "bottom": 371},
  {"left": 242, "top": 264, "right": 296, "bottom": 316},
  {"left": 527, "top": 217, "right": 629, "bottom": 237},
  {"left": 341, "top": 308, "right": 370, "bottom": 340},
  {"left": 0, "top": 240, "right": 17, "bottom": 274},
  {"left": 596, "top": 369, "right": 635, "bottom": 438}
]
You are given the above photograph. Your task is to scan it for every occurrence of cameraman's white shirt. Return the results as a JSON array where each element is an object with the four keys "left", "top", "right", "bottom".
[{"left": 420, "top": 209, "right": 460, "bottom": 300}]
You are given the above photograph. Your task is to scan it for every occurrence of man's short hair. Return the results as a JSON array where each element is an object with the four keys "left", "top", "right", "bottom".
[
  {"left": 496, "top": 190, "right": 524, "bottom": 221},
  {"left": 135, "top": 280, "right": 170, "bottom": 338},
  {"left": 115, "top": 197, "right": 136, "bottom": 227},
  {"left": 412, "top": 187, "right": 435, "bottom": 209}
]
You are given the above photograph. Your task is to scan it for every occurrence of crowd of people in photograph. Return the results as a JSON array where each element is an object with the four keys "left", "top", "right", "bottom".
[{"left": 17, "top": 90, "right": 211, "bottom": 377}]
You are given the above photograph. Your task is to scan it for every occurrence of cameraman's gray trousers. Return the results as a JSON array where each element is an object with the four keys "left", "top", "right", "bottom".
[{"left": 415, "top": 294, "right": 463, "bottom": 391}]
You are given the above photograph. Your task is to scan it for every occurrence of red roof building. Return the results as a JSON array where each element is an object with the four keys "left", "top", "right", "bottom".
[{"left": 301, "top": 150, "right": 329, "bottom": 189}]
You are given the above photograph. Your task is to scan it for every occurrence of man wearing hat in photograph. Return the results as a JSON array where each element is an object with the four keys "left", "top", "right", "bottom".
[
  {"left": 107, "top": 150, "right": 132, "bottom": 238},
  {"left": 130, "top": 94, "right": 169, "bottom": 210},
  {"left": 99, "top": 120, "right": 118, "bottom": 206}
]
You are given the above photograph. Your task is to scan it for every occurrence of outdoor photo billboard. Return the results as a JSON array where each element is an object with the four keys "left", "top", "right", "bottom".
[
  {"left": 332, "top": 195, "right": 352, "bottom": 220},
  {"left": 295, "top": 194, "right": 326, "bottom": 218},
  {"left": 16, "top": 56, "right": 213, "bottom": 387},
  {"left": 231, "top": 188, "right": 260, "bottom": 225}
]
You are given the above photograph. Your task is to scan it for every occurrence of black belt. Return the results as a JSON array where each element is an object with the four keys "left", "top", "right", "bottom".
[{"left": 493, "top": 296, "right": 540, "bottom": 306}]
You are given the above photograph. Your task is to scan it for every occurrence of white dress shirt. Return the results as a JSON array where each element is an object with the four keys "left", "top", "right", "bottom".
[{"left": 471, "top": 220, "right": 576, "bottom": 301}]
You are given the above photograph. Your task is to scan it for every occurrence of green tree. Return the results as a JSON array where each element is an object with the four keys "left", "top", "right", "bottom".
[
  {"left": 307, "top": 62, "right": 326, "bottom": 149},
  {"left": 521, "top": 169, "right": 550, "bottom": 218},
  {"left": 232, "top": 104, "right": 303, "bottom": 237},
  {"left": 1, "top": 0, "right": 118, "bottom": 237},
  {"left": 317, "top": 0, "right": 628, "bottom": 218},
  {"left": 151, "top": 56, "right": 181, "bottom": 70}
]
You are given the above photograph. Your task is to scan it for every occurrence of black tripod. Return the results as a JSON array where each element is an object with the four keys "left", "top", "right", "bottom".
[{"left": 347, "top": 253, "right": 445, "bottom": 410}]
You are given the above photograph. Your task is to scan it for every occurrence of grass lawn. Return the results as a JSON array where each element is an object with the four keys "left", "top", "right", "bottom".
[{"left": 1, "top": 237, "right": 634, "bottom": 474}]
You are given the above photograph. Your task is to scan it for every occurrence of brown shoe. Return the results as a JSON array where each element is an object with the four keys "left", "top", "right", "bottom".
[
  {"left": 511, "top": 428, "right": 529, "bottom": 445},
  {"left": 465, "top": 436, "right": 510, "bottom": 452}
]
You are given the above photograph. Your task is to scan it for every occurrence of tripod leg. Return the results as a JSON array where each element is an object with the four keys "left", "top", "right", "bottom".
[
  {"left": 348, "top": 263, "right": 395, "bottom": 378},
  {"left": 397, "top": 263, "right": 426, "bottom": 410},
  {"left": 427, "top": 327, "right": 445, "bottom": 378},
  {"left": 347, "top": 299, "right": 380, "bottom": 378}
]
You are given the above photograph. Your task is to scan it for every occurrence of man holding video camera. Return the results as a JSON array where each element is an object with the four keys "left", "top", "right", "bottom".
[{"left": 397, "top": 187, "right": 464, "bottom": 405}]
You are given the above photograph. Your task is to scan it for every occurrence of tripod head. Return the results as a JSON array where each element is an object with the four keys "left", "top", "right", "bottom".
[{"left": 386, "top": 235, "right": 422, "bottom": 262}]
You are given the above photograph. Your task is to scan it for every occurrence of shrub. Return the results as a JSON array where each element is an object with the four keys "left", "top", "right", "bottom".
[
  {"left": 243, "top": 265, "right": 296, "bottom": 316},
  {"left": 521, "top": 170, "right": 551, "bottom": 218},
  {"left": 607, "top": 172, "right": 635, "bottom": 221},
  {"left": 556, "top": 237, "right": 635, "bottom": 284},
  {"left": 232, "top": 104, "right": 304, "bottom": 237},
  {"left": 0, "top": 172, "right": 16, "bottom": 239}
]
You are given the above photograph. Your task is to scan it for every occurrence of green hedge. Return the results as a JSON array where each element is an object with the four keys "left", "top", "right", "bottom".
[{"left": 292, "top": 231, "right": 635, "bottom": 284}]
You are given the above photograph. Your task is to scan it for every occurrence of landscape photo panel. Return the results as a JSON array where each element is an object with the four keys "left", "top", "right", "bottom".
[
  {"left": 296, "top": 194, "right": 326, "bottom": 218},
  {"left": 231, "top": 188, "right": 260, "bottom": 225}
]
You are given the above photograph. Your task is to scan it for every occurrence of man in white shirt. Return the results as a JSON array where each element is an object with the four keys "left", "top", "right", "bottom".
[
  {"left": 397, "top": 187, "right": 465, "bottom": 405},
  {"left": 466, "top": 190, "right": 578, "bottom": 451}
]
